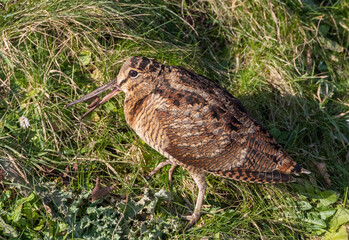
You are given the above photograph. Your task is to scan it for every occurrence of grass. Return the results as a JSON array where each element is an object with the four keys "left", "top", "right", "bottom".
[{"left": 0, "top": 0, "right": 348, "bottom": 239}]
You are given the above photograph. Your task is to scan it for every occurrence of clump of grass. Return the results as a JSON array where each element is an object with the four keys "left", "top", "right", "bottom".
[{"left": 1, "top": 0, "right": 348, "bottom": 239}]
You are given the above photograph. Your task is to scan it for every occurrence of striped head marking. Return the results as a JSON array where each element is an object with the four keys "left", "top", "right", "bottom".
[{"left": 116, "top": 56, "right": 163, "bottom": 95}]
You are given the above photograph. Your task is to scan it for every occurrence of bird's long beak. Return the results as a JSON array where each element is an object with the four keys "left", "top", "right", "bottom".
[{"left": 65, "top": 78, "right": 121, "bottom": 119}]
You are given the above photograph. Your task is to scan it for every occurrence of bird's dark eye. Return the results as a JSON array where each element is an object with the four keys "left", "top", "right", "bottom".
[{"left": 129, "top": 70, "right": 138, "bottom": 78}]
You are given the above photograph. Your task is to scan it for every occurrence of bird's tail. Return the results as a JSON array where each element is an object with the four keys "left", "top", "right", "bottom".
[{"left": 211, "top": 164, "right": 309, "bottom": 183}]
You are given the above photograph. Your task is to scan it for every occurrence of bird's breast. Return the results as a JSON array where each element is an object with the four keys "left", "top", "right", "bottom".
[{"left": 124, "top": 93, "right": 170, "bottom": 153}]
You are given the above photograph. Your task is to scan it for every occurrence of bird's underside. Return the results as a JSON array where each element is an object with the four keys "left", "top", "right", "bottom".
[{"left": 66, "top": 56, "right": 310, "bottom": 230}]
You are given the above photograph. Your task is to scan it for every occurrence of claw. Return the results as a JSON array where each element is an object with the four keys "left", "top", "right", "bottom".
[
  {"left": 182, "top": 212, "right": 201, "bottom": 230},
  {"left": 168, "top": 163, "right": 178, "bottom": 183}
]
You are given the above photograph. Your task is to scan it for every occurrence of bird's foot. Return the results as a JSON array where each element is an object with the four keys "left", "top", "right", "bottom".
[
  {"left": 181, "top": 212, "right": 201, "bottom": 230},
  {"left": 146, "top": 160, "right": 178, "bottom": 183},
  {"left": 167, "top": 208, "right": 201, "bottom": 231}
]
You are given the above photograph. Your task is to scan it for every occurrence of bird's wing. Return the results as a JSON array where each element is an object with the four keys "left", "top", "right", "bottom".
[{"left": 152, "top": 68, "right": 301, "bottom": 183}]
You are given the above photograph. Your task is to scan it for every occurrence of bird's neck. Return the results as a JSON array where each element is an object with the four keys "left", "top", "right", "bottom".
[{"left": 123, "top": 89, "right": 151, "bottom": 127}]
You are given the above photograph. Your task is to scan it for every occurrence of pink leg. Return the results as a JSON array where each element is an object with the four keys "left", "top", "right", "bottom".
[
  {"left": 147, "top": 160, "right": 178, "bottom": 183},
  {"left": 183, "top": 171, "right": 206, "bottom": 230},
  {"left": 168, "top": 163, "right": 178, "bottom": 183}
]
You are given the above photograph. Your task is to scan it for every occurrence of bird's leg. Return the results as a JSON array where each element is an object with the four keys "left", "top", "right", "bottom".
[
  {"left": 182, "top": 171, "right": 206, "bottom": 230},
  {"left": 168, "top": 163, "right": 178, "bottom": 183},
  {"left": 148, "top": 160, "right": 171, "bottom": 176},
  {"left": 147, "top": 160, "right": 178, "bottom": 183}
]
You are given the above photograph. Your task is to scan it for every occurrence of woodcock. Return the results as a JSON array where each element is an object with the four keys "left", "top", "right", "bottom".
[{"left": 66, "top": 56, "right": 310, "bottom": 229}]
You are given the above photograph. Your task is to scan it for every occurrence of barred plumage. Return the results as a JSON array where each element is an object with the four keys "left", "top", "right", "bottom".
[{"left": 67, "top": 56, "right": 310, "bottom": 229}]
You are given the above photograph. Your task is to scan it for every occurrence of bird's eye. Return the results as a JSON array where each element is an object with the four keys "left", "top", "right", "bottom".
[{"left": 129, "top": 70, "right": 139, "bottom": 78}]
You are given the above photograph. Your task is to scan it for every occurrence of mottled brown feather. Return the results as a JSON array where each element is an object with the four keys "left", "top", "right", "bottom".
[
  {"left": 68, "top": 56, "right": 310, "bottom": 229},
  {"left": 123, "top": 62, "right": 302, "bottom": 183}
]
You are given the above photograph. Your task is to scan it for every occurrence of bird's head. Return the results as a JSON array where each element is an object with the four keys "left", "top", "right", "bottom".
[{"left": 65, "top": 56, "right": 163, "bottom": 118}]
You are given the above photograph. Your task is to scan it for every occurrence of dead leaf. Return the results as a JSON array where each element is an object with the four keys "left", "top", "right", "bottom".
[
  {"left": 314, "top": 162, "right": 332, "bottom": 186},
  {"left": 43, "top": 203, "right": 52, "bottom": 217},
  {"left": 41, "top": 166, "right": 56, "bottom": 177},
  {"left": 90, "top": 176, "right": 114, "bottom": 202},
  {"left": 0, "top": 169, "right": 4, "bottom": 181},
  {"left": 61, "top": 163, "right": 78, "bottom": 186}
]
